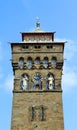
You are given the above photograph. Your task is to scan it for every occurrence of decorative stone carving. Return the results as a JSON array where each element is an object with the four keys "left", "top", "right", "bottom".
[
  {"left": 46, "top": 73, "right": 55, "bottom": 90},
  {"left": 32, "top": 73, "right": 42, "bottom": 90},
  {"left": 20, "top": 74, "right": 29, "bottom": 90}
]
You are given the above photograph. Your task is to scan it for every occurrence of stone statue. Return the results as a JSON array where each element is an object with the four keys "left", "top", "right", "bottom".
[
  {"left": 48, "top": 75, "right": 54, "bottom": 90},
  {"left": 21, "top": 74, "right": 29, "bottom": 90},
  {"left": 46, "top": 74, "right": 54, "bottom": 90}
]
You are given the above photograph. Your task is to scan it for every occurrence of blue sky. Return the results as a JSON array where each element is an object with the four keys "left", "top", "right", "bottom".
[{"left": 0, "top": 0, "right": 77, "bottom": 130}]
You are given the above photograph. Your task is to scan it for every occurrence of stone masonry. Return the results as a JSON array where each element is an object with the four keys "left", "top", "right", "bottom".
[{"left": 10, "top": 22, "right": 65, "bottom": 130}]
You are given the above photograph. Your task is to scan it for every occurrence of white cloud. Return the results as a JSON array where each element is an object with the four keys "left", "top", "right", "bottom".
[
  {"left": 55, "top": 38, "right": 77, "bottom": 93},
  {"left": 0, "top": 41, "right": 13, "bottom": 92},
  {"left": 64, "top": 40, "right": 77, "bottom": 61},
  {"left": 4, "top": 74, "right": 14, "bottom": 92},
  {"left": 0, "top": 41, "right": 14, "bottom": 92},
  {"left": 55, "top": 38, "right": 77, "bottom": 61},
  {"left": 62, "top": 66, "right": 77, "bottom": 93}
]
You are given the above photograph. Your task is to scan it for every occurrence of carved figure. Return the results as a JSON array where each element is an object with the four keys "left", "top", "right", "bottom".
[
  {"left": 46, "top": 74, "right": 54, "bottom": 90},
  {"left": 48, "top": 75, "right": 54, "bottom": 90},
  {"left": 21, "top": 74, "right": 29, "bottom": 90}
]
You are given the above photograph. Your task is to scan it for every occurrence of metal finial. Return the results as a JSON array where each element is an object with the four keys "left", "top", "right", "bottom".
[{"left": 36, "top": 17, "right": 40, "bottom": 29}]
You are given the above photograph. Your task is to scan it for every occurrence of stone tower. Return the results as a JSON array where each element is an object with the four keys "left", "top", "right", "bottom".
[{"left": 10, "top": 21, "right": 65, "bottom": 130}]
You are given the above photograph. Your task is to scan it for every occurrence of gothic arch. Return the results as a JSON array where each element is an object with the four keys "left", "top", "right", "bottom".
[
  {"left": 35, "top": 57, "right": 40, "bottom": 64},
  {"left": 51, "top": 57, "right": 57, "bottom": 68},
  {"left": 26, "top": 57, "right": 32, "bottom": 69},
  {"left": 18, "top": 57, "right": 24, "bottom": 69},
  {"left": 43, "top": 57, "right": 49, "bottom": 68}
]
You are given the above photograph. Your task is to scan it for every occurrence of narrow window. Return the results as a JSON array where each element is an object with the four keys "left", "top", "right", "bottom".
[
  {"left": 18, "top": 57, "right": 24, "bottom": 69},
  {"left": 26, "top": 57, "right": 32, "bottom": 69},
  {"left": 46, "top": 36, "right": 50, "bottom": 41},
  {"left": 41, "top": 36, "right": 44, "bottom": 41},
  {"left": 51, "top": 57, "right": 57, "bottom": 68},
  {"left": 35, "top": 57, "right": 40, "bottom": 64},
  {"left": 31, "top": 107, "right": 35, "bottom": 120},
  {"left": 43, "top": 57, "right": 48, "bottom": 68},
  {"left": 41, "top": 106, "right": 45, "bottom": 121}
]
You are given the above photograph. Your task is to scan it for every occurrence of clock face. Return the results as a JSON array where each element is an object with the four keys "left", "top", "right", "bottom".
[{"left": 34, "top": 74, "right": 41, "bottom": 81}]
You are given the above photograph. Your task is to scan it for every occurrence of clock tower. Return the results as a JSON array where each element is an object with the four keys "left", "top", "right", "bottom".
[{"left": 10, "top": 21, "right": 65, "bottom": 130}]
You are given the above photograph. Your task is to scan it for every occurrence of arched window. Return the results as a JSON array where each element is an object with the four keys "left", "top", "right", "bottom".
[
  {"left": 35, "top": 57, "right": 40, "bottom": 64},
  {"left": 46, "top": 73, "right": 55, "bottom": 90},
  {"left": 18, "top": 57, "right": 24, "bottom": 69},
  {"left": 26, "top": 57, "right": 32, "bottom": 69},
  {"left": 43, "top": 57, "right": 48, "bottom": 68},
  {"left": 51, "top": 57, "right": 57, "bottom": 68},
  {"left": 20, "top": 73, "right": 29, "bottom": 90}
]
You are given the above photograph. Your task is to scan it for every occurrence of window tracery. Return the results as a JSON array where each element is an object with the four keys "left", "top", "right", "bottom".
[
  {"left": 30, "top": 105, "right": 46, "bottom": 122},
  {"left": 18, "top": 56, "right": 58, "bottom": 70}
]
